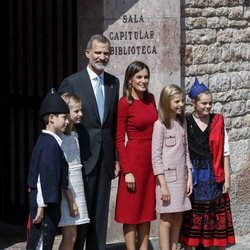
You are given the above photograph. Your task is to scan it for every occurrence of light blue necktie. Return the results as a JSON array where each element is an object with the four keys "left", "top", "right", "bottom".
[{"left": 95, "top": 75, "right": 104, "bottom": 123}]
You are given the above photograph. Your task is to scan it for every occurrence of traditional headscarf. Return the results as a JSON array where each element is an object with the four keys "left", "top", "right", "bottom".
[{"left": 188, "top": 77, "right": 209, "bottom": 99}]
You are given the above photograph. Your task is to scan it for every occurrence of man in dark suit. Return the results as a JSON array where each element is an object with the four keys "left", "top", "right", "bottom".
[{"left": 58, "top": 34, "right": 120, "bottom": 250}]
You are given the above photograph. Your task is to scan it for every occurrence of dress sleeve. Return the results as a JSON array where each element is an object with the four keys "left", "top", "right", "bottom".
[
  {"left": 116, "top": 98, "right": 133, "bottom": 174},
  {"left": 36, "top": 175, "right": 47, "bottom": 207},
  {"left": 151, "top": 120, "right": 165, "bottom": 175},
  {"left": 224, "top": 128, "right": 230, "bottom": 156},
  {"left": 183, "top": 121, "right": 192, "bottom": 170}
]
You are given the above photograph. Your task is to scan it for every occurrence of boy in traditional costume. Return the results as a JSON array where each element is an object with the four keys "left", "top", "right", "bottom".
[{"left": 26, "top": 89, "right": 70, "bottom": 249}]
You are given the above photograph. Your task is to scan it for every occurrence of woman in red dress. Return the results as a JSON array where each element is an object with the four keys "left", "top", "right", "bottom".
[{"left": 115, "top": 61, "right": 158, "bottom": 250}]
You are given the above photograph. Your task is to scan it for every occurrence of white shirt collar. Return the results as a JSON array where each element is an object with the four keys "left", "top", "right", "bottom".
[
  {"left": 87, "top": 65, "right": 104, "bottom": 81},
  {"left": 42, "top": 130, "right": 63, "bottom": 146}
]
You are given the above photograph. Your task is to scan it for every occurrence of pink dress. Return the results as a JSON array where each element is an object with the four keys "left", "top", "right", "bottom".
[{"left": 152, "top": 119, "right": 192, "bottom": 213}]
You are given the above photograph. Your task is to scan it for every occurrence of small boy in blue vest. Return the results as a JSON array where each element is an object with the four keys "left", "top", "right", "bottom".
[{"left": 26, "top": 88, "right": 70, "bottom": 249}]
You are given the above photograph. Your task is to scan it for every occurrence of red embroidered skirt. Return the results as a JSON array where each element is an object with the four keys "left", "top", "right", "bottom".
[{"left": 180, "top": 193, "right": 235, "bottom": 247}]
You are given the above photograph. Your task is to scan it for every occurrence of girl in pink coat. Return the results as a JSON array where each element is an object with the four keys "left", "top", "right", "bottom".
[{"left": 152, "top": 84, "right": 193, "bottom": 250}]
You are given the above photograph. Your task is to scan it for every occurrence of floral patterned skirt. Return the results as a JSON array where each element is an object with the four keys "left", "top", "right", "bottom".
[{"left": 179, "top": 193, "right": 235, "bottom": 247}]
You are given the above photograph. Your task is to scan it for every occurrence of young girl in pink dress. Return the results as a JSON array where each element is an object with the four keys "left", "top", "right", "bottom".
[{"left": 152, "top": 84, "right": 193, "bottom": 250}]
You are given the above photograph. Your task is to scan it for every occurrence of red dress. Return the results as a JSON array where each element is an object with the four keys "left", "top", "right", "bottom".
[{"left": 115, "top": 95, "right": 157, "bottom": 224}]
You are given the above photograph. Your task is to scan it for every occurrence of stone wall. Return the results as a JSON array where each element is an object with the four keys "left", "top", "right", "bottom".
[
  {"left": 181, "top": 0, "right": 250, "bottom": 235},
  {"left": 77, "top": 0, "right": 250, "bottom": 243},
  {"left": 100, "top": 0, "right": 182, "bottom": 243}
]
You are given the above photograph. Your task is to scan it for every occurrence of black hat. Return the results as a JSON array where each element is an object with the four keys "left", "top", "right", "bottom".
[{"left": 39, "top": 88, "right": 70, "bottom": 117}]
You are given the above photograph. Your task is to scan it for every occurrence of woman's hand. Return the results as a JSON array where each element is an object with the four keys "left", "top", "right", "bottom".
[
  {"left": 222, "top": 180, "right": 231, "bottom": 194},
  {"left": 70, "top": 200, "right": 79, "bottom": 217},
  {"left": 113, "top": 161, "right": 121, "bottom": 179},
  {"left": 223, "top": 156, "right": 231, "bottom": 194},
  {"left": 187, "top": 169, "right": 193, "bottom": 196},
  {"left": 157, "top": 174, "right": 170, "bottom": 203},
  {"left": 160, "top": 183, "right": 170, "bottom": 202},
  {"left": 125, "top": 173, "right": 136, "bottom": 192},
  {"left": 63, "top": 189, "right": 79, "bottom": 217}
]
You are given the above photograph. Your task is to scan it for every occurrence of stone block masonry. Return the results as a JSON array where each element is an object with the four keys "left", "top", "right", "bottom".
[
  {"left": 181, "top": 0, "right": 250, "bottom": 235},
  {"left": 77, "top": 0, "right": 249, "bottom": 245}
]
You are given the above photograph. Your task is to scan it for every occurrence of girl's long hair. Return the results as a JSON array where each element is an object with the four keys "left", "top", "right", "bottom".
[
  {"left": 61, "top": 92, "right": 81, "bottom": 134},
  {"left": 158, "top": 84, "right": 184, "bottom": 129}
]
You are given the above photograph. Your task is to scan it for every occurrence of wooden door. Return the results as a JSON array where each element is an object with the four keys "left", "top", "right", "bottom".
[{"left": 1, "top": 0, "right": 77, "bottom": 225}]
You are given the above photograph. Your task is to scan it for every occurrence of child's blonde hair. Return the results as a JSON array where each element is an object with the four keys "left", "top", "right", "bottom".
[
  {"left": 61, "top": 92, "right": 82, "bottom": 134},
  {"left": 158, "top": 84, "right": 184, "bottom": 129},
  {"left": 61, "top": 92, "right": 81, "bottom": 109}
]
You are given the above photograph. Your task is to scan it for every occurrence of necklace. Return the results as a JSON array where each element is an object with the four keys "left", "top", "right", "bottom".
[{"left": 192, "top": 112, "right": 210, "bottom": 122}]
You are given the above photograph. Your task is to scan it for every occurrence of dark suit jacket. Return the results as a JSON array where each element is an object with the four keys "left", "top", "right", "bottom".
[
  {"left": 27, "top": 133, "right": 68, "bottom": 203},
  {"left": 58, "top": 68, "right": 120, "bottom": 178}
]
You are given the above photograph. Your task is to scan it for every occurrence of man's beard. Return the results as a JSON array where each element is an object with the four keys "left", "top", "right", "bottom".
[{"left": 90, "top": 60, "right": 108, "bottom": 71}]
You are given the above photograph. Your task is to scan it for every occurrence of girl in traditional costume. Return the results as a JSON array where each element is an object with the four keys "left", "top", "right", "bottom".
[{"left": 180, "top": 78, "right": 235, "bottom": 250}]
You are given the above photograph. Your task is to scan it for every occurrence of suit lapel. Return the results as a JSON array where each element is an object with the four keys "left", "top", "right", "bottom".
[
  {"left": 81, "top": 70, "right": 114, "bottom": 126},
  {"left": 103, "top": 73, "right": 113, "bottom": 124},
  {"left": 81, "top": 69, "right": 101, "bottom": 122}
]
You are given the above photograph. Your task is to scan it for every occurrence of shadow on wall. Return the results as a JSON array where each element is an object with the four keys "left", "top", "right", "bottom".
[
  {"left": 180, "top": 0, "right": 187, "bottom": 90},
  {"left": 103, "top": 0, "right": 140, "bottom": 28},
  {"left": 78, "top": 0, "right": 139, "bottom": 68}
]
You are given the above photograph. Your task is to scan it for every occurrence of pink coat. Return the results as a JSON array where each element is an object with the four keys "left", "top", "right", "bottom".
[{"left": 152, "top": 119, "right": 192, "bottom": 213}]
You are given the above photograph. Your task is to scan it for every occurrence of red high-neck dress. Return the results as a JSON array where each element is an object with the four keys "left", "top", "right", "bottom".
[{"left": 115, "top": 95, "right": 157, "bottom": 224}]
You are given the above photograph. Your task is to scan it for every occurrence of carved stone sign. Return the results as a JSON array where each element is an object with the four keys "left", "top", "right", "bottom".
[
  {"left": 108, "top": 15, "right": 157, "bottom": 56},
  {"left": 103, "top": 0, "right": 181, "bottom": 100},
  {"left": 77, "top": 0, "right": 181, "bottom": 244},
  {"left": 103, "top": 0, "right": 181, "bottom": 244}
]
